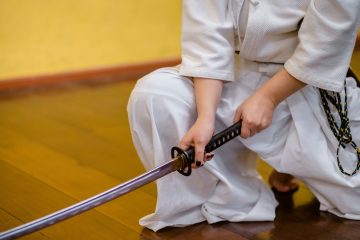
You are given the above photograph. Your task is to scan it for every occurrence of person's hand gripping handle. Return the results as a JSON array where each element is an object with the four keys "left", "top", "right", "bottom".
[{"left": 172, "top": 121, "right": 242, "bottom": 176}]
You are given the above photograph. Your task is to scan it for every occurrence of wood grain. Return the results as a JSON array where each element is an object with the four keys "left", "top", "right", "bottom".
[{"left": 0, "top": 161, "right": 147, "bottom": 240}]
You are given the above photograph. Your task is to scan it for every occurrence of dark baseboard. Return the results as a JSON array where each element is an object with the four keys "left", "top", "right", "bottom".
[{"left": 0, "top": 58, "right": 181, "bottom": 91}]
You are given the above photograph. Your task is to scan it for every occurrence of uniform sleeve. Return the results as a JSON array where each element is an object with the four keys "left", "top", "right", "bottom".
[
  {"left": 284, "top": 0, "right": 360, "bottom": 92},
  {"left": 179, "top": 0, "right": 235, "bottom": 81}
]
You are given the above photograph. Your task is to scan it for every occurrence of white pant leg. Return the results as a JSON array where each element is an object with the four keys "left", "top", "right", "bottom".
[
  {"left": 127, "top": 67, "right": 277, "bottom": 231},
  {"left": 238, "top": 73, "right": 360, "bottom": 220},
  {"left": 294, "top": 77, "right": 360, "bottom": 220}
]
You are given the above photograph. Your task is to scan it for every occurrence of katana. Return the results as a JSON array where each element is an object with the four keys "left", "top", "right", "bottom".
[{"left": 0, "top": 122, "right": 242, "bottom": 240}]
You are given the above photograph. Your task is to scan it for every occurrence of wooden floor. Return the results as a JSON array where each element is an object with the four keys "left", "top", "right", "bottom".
[{"left": 1, "top": 55, "right": 360, "bottom": 239}]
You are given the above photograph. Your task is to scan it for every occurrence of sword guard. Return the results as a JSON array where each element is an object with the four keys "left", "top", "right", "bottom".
[{"left": 171, "top": 146, "right": 193, "bottom": 176}]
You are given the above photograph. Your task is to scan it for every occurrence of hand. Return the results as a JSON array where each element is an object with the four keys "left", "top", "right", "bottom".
[
  {"left": 234, "top": 92, "right": 276, "bottom": 139},
  {"left": 179, "top": 117, "right": 215, "bottom": 168},
  {"left": 233, "top": 68, "right": 306, "bottom": 139}
]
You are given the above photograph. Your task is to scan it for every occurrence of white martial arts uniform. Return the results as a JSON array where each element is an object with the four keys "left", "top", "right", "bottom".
[{"left": 127, "top": 0, "right": 360, "bottom": 231}]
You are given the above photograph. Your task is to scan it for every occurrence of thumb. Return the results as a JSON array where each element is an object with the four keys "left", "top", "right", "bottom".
[
  {"left": 234, "top": 105, "right": 243, "bottom": 123},
  {"left": 240, "top": 120, "right": 251, "bottom": 139},
  {"left": 179, "top": 137, "right": 196, "bottom": 168},
  {"left": 179, "top": 137, "right": 193, "bottom": 151},
  {"left": 234, "top": 105, "right": 250, "bottom": 138}
]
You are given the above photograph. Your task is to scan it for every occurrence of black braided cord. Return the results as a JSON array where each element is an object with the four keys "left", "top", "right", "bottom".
[{"left": 319, "top": 80, "right": 360, "bottom": 176}]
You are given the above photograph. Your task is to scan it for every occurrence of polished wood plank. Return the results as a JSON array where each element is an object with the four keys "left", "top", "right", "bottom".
[
  {"left": 0, "top": 209, "right": 47, "bottom": 240},
  {"left": 140, "top": 192, "right": 360, "bottom": 240},
  {"left": 0, "top": 160, "right": 146, "bottom": 240},
  {"left": 0, "top": 81, "right": 156, "bottom": 197},
  {"left": 142, "top": 222, "right": 249, "bottom": 240},
  {"left": 0, "top": 126, "right": 156, "bottom": 234}
]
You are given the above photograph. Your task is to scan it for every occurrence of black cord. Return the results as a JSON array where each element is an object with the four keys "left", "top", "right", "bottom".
[{"left": 319, "top": 80, "right": 360, "bottom": 176}]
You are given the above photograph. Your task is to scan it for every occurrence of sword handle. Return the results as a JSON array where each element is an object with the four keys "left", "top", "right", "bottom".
[
  {"left": 204, "top": 121, "right": 242, "bottom": 153},
  {"left": 172, "top": 121, "right": 242, "bottom": 176}
]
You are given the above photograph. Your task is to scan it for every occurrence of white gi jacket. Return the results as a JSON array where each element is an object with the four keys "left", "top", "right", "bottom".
[
  {"left": 180, "top": 0, "right": 360, "bottom": 91},
  {"left": 128, "top": 0, "right": 360, "bottom": 231}
]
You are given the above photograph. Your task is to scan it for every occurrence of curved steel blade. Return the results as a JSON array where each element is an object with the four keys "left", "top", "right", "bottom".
[{"left": 0, "top": 156, "right": 183, "bottom": 240}]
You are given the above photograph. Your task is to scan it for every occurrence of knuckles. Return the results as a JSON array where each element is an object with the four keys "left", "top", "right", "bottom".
[
  {"left": 242, "top": 117, "right": 271, "bottom": 131},
  {"left": 241, "top": 117, "right": 271, "bottom": 139}
]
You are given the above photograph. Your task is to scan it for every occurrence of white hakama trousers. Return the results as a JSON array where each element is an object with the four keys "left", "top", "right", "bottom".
[{"left": 127, "top": 65, "right": 360, "bottom": 231}]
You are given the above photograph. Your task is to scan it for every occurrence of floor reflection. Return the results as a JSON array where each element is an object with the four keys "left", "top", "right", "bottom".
[{"left": 140, "top": 188, "right": 360, "bottom": 240}]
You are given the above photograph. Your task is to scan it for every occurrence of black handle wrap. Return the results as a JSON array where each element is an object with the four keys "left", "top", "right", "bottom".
[{"left": 171, "top": 121, "right": 242, "bottom": 176}]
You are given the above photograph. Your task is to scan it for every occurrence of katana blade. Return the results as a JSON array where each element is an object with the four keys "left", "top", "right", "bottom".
[
  {"left": 0, "top": 121, "right": 241, "bottom": 240},
  {"left": 0, "top": 156, "right": 184, "bottom": 240}
]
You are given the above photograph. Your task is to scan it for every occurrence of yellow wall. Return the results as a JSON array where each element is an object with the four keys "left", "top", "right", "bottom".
[{"left": 0, "top": 0, "right": 181, "bottom": 80}]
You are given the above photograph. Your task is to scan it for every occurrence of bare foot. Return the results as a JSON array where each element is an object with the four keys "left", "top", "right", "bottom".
[{"left": 269, "top": 170, "right": 300, "bottom": 193}]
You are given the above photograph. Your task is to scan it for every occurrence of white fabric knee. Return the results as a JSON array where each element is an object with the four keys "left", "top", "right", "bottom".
[{"left": 127, "top": 67, "right": 277, "bottom": 231}]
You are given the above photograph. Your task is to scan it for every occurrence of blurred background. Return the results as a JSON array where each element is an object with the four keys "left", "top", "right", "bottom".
[{"left": 0, "top": 0, "right": 181, "bottom": 81}]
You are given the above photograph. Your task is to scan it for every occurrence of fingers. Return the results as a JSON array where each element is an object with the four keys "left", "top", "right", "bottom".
[
  {"left": 233, "top": 106, "right": 242, "bottom": 123},
  {"left": 179, "top": 137, "right": 192, "bottom": 151},
  {"left": 234, "top": 106, "right": 252, "bottom": 138},
  {"left": 241, "top": 118, "right": 271, "bottom": 138},
  {"left": 179, "top": 138, "right": 198, "bottom": 169},
  {"left": 240, "top": 122, "right": 252, "bottom": 139},
  {"left": 234, "top": 106, "right": 251, "bottom": 138},
  {"left": 205, "top": 152, "right": 215, "bottom": 161},
  {"left": 180, "top": 137, "right": 215, "bottom": 169},
  {"left": 193, "top": 140, "right": 206, "bottom": 168},
  {"left": 241, "top": 120, "right": 263, "bottom": 139},
  {"left": 235, "top": 104, "right": 271, "bottom": 139},
  {"left": 192, "top": 151, "right": 215, "bottom": 168}
]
